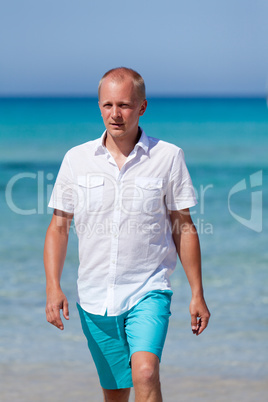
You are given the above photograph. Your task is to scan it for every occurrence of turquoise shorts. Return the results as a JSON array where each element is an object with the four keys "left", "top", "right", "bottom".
[{"left": 77, "top": 289, "right": 172, "bottom": 390}]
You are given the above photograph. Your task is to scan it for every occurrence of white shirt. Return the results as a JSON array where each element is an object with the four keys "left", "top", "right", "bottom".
[{"left": 48, "top": 128, "right": 197, "bottom": 316}]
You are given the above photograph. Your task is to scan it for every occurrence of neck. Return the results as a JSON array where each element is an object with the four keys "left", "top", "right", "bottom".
[{"left": 105, "top": 127, "right": 141, "bottom": 158}]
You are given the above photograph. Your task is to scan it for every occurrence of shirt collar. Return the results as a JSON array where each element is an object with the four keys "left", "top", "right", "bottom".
[
  {"left": 134, "top": 128, "right": 149, "bottom": 154},
  {"left": 94, "top": 127, "right": 149, "bottom": 155},
  {"left": 94, "top": 131, "right": 108, "bottom": 155}
]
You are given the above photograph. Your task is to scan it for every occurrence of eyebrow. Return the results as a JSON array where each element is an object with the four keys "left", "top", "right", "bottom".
[{"left": 101, "top": 100, "right": 134, "bottom": 105}]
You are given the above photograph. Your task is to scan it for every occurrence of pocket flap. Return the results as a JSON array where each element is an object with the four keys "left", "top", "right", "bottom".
[
  {"left": 78, "top": 175, "right": 104, "bottom": 188},
  {"left": 135, "top": 177, "right": 163, "bottom": 190}
]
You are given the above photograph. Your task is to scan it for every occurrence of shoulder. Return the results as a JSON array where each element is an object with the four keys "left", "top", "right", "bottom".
[
  {"left": 147, "top": 135, "right": 184, "bottom": 157},
  {"left": 64, "top": 138, "right": 99, "bottom": 160}
]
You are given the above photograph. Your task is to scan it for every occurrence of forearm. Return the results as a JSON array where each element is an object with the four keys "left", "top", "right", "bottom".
[
  {"left": 177, "top": 224, "right": 204, "bottom": 298},
  {"left": 44, "top": 210, "right": 73, "bottom": 330},
  {"left": 170, "top": 209, "right": 204, "bottom": 297},
  {"left": 44, "top": 223, "right": 69, "bottom": 291},
  {"left": 170, "top": 209, "right": 210, "bottom": 334}
]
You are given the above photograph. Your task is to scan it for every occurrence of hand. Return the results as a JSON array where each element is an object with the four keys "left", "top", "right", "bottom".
[
  {"left": 46, "top": 288, "right": 69, "bottom": 330},
  {"left": 189, "top": 296, "right": 210, "bottom": 336}
]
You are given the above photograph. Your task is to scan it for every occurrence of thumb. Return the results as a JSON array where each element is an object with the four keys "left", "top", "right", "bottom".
[
  {"left": 63, "top": 298, "right": 69, "bottom": 320},
  {"left": 191, "top": 313, "right": 198, "bottom": 331}
]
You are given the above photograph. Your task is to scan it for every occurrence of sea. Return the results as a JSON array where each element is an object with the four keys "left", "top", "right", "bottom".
[{"left": 0, "top": 98, "right": 267, "bottom": 388}]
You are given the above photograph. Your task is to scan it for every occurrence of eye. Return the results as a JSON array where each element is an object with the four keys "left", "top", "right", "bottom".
[{"left": 103, "top": 103, "right": 112, "bottom": 108}]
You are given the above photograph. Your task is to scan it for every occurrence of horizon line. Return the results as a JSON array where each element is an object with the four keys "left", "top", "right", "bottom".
[{"left": 0, "top": 93, "right": 266, "bottom": 100}]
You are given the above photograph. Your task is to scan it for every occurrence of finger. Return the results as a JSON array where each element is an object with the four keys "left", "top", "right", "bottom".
[
  {"left": 47, "top": 305, "right": 64, "bottom": 330},
  {"left": 46, "top": 308, "right": 53, "bottom": 325},
  {"left": 191, "top": 313, "right": 198, "bottom": 332},
  {"left": 52, "top": 306, "right": 64, "bottom": 330},
  {"left": 62, "top": 299, "right": 69, "bottom": 321},
  {"left": 196, "top": 317, "right": 209, "bottom": 336}
]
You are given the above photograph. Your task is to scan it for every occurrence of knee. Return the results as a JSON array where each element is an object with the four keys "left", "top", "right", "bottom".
[{"left": 132, "top": 361, "right": 159, "bottom": 387}]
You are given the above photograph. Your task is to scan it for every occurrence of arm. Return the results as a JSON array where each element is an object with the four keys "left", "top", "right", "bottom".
[
  {"left": 169, "top": 208, "right": 210, "bottom": 335},
  {"left": 44, "top": 209, "right": 74, "bottom": 330}
]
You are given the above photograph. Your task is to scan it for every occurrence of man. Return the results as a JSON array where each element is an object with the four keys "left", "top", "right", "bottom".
[{"left": 44, "top": 67, "right": 210, "bottom": 402}]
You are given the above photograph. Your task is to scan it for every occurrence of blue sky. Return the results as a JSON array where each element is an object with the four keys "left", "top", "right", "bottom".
[{"left": 1, "top": 0, "right": 268, "bottom": 96}]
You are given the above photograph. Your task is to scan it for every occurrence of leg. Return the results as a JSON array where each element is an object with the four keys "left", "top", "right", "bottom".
[
  {"left": 124, "top": 291, "right": 172, "bottom": 401},
  {"left": 77, "top": 304, "right": 133, "bottom": 391},
  {"left": 102, "top": 387, "right": 131, "bottom": 402},
  {"left": 131, "top": 351, "right": 162, "bottom": 402}
]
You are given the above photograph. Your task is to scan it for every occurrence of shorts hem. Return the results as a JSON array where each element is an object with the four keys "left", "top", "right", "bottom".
[
  {"left": 100, "top": 381, "right": 134, "bottom": 390},
  {"left": 130, "top": 348, "right": 162, "bottom": 364}
]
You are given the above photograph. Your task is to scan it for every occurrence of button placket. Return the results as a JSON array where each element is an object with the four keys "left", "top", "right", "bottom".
[
  {"left": 107, "top": 178, "right": 122, "bottom": 315},
  {"left": 105, "top": 147, "right": 140, "bottom": 315}
]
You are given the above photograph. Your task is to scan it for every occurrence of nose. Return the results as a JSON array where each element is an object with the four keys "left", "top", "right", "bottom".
[{"left": 111, "top": 106, "right": 122, "bottom": 119}]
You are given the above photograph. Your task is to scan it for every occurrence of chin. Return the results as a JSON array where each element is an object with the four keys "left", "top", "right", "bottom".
[{"left": 108, "top": 129, "right": 127, "bottom": 138}]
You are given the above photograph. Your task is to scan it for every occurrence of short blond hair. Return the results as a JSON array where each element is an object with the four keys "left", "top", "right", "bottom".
[{"left": 98, "top": 67, "right": 146, "bottom": 101}]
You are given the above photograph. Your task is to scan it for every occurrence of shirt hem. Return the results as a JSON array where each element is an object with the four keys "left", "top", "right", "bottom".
[{"left": 77, "top": 286, "right": 173, "bottom": 317}]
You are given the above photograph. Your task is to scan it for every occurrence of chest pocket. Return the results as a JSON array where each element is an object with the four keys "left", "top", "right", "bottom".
[
  {"left": 132, "top": 177, "right": 164, "bottom": 214},
  {"left": 77, "top": 175, "right": 104, "bottom": 211}
]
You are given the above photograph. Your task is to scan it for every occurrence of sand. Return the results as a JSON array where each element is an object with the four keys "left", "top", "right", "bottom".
[{"left": 1, "top": 362, "right": 267, "bottom": 402}]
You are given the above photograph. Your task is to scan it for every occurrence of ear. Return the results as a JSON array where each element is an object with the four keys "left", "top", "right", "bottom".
[{"left": 139, "top": 99, "right": 147, "bottom": 116}]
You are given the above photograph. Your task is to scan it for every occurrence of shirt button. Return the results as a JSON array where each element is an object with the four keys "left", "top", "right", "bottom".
[{"left": 111, "top": 259, "right": 115, "bottom": 264}]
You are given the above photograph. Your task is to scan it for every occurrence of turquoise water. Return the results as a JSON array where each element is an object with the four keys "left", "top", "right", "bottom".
[{"left": 0, "top": 98, "right": 267, "bottom": 380}]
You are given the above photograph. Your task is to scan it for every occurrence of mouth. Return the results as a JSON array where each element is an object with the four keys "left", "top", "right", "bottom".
[{"left": 110, "top": 123, "right": 124, "bottom": 128}]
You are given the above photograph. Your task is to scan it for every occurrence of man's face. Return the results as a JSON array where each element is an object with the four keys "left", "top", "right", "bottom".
[{"left": 99, "top": 77, "right": 147, "bottom": 140}]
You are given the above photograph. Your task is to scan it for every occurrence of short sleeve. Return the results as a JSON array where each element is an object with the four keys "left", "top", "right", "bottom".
[
  {"left": 166, "top": 148, "right": 197, "bottom": 211},
  {"left": 48, "top": 152, "right": 75, "bottom": 213}
]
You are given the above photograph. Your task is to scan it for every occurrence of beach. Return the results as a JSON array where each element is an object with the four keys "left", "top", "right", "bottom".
[
  {"left": 0, "top": 98, "right": 267, "bottom": 401},
  {"left": 1, "top": 362, "right": 267, "bottom": 401}
]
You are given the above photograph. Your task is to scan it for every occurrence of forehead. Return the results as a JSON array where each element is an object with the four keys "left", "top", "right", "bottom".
[{"left": 99, "top": 76, "right": 138, "bottom": 101}]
